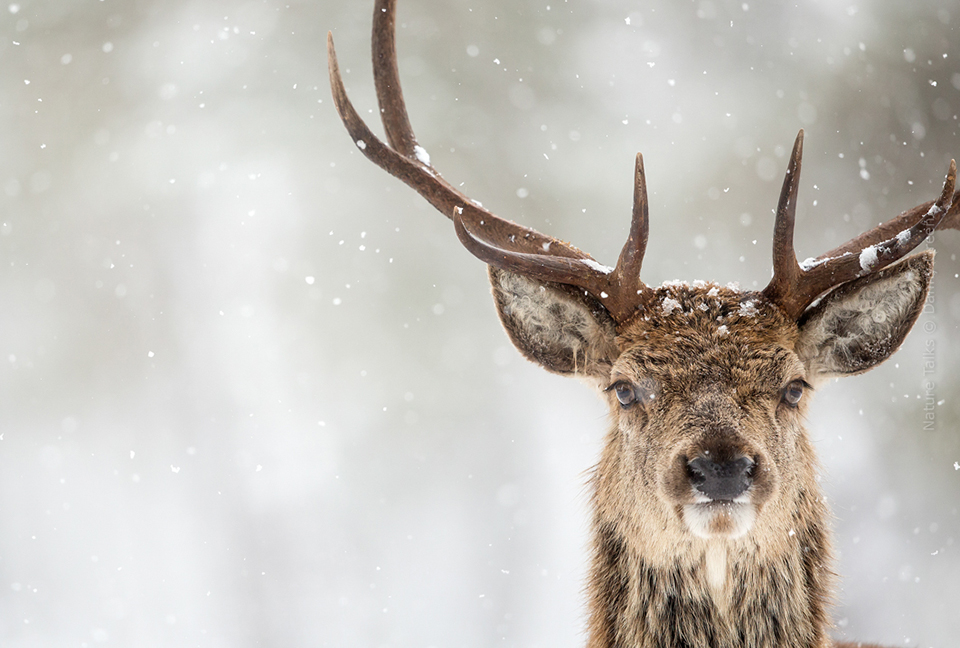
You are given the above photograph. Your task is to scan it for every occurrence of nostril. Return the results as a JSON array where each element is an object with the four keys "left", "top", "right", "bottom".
[
  {"left": 686, "top": 458, "right": 707, "bottom": 486},
  {"left": 687, "top": 455, "right": 755, "bottom": 501}
]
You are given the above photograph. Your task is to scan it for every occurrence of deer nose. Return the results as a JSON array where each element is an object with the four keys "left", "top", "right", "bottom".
[{"left": 686, "top": 455, "right": 755, "bottom": 501}]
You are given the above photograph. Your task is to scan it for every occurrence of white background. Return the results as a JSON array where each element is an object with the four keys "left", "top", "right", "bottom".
[{"left": 1, "top": 0, "right": 958, "bottom": 646}]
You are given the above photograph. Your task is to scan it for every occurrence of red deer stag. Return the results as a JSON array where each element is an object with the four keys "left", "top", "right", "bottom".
[{"left": 328, "top": 1, "right": 960, "bottom": 646}]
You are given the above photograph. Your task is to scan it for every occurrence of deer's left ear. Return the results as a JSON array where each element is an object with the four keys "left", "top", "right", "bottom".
[
  {"left": 488, "top": 266, "right": 620, "bottom": 379},
  {"left": 796, "top": 251, "right": 934, "bottom": 379}
]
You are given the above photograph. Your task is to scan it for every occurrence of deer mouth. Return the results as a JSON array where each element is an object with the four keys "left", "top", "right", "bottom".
[{"left": 683, "top": 499, "right": 757, "bottom": 538}]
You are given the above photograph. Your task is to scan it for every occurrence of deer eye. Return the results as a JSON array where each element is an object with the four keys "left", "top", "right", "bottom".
[
  {"left": 607, "top": 379, "right": 658, "bottom": 409},
  {"left": 781, "top": 380, "right": 807, "bottom": 407},
  {"left": 611, "top": 382, "right": 638, "bottom": 408}
]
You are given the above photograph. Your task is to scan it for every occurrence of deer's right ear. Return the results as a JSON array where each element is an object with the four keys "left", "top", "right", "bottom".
[{"left": 489, "top": 267, "right": 620, "bottom": 379}]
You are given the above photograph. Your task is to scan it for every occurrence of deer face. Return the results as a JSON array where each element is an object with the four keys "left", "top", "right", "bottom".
[
  {"left": 609, "top": 284, "right": 803, "bottom": 542},
  {"left": 489, "top": 252, "right": 933, "bottom": 550}
]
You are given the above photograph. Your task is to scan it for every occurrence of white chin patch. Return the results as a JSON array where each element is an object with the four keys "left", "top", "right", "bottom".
[{"left": 683, "top": 501, "right": 756, "bottom": 539}]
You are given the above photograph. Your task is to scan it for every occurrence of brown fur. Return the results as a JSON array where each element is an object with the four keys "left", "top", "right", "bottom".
[
  {"left": 587, "top": 284, "right": 830, "bottom": 648},
  {"left": 488, "top": 255, "right": 933, "bottom": 648}
]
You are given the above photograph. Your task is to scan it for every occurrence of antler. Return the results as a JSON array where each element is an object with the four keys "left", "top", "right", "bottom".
[
  {"left": 762, "top": 130, "right": 959, "bottom": 320},
  {"left": 452, "top": 154, "right": 655, "bottom": 321},
  {"left": 327, "top": 0, "right": 654, "bottom": 324},
  {"left": 330, "top": 2, "right": 958, "bottom": 327}
]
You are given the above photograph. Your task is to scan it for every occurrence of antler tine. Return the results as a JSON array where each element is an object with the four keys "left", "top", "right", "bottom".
[
  {"left": 372, "top": 0, "right": 417, "bottom": 157},
  {"left": 763, "top": 136, "right": 957, "bottom": 319},
  {"left": 454, "top": 158, "right": 660, "bottom": 324},
  {"left": 610, "top": 153, "right": 653, "bottom": 310},
  {"left": 328, "top": 9, "right": 585, "bottom": 259},
  {"left": 328, "top": 30, "right": 469, "bottom": 220},
  {"left": 761, "top": 131, "right": 805, "bottom": 310}
]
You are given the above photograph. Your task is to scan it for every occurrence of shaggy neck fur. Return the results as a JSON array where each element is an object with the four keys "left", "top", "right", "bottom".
[
  {"left": 587, "top": 510, "right": 832, "bottom": 648},
  {"left": 587, "top": 459, "right": 833, "bottom": 648}
]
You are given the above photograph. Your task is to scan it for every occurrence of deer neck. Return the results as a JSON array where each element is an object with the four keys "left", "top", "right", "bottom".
[{"left": 587, "top": 492, "right": 833, "bottom": 648}]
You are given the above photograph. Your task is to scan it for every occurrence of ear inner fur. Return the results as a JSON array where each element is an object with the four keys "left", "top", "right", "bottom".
[
  {"left": 796, "top": 251, "right": 934, "bottom": 379},
  {"left": 488, "top": 266, "right": 618, "bottom": 378}
]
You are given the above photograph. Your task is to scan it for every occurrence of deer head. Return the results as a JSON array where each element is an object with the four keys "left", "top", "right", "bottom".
[{"left": 328, "top": 1, "right": 960, "bottom": 646}]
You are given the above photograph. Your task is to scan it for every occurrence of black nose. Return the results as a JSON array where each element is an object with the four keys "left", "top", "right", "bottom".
[{"left": 686, "top": 455, "right": 755, "bottom": 501}]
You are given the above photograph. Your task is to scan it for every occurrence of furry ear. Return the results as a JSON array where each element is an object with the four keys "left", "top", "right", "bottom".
[
  {"left": 796, "top": 251, "right": 934, "bottom": 379},
  {"left": 488, "top": 266, "right": 619, "bottom": 379}
]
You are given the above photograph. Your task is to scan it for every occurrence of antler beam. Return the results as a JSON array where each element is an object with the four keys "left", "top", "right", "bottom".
[{"left": 763, "top": 130, "right": 959, "bottom": 319}]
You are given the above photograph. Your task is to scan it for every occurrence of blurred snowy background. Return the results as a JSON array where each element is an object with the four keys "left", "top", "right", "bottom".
[{"left": 0, "top": 0, "right": 958, "bottom": 646}]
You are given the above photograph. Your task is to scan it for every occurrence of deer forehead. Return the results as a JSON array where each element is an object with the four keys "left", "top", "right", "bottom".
[{"left": 612, "top": 282, "right": 803, "bottom": 391}]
